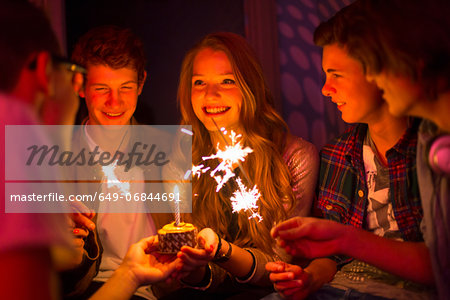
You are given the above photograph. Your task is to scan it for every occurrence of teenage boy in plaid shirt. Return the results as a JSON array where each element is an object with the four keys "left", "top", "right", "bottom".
[{"left": 265, "top": 1, "right": 434, "bottom": 299}]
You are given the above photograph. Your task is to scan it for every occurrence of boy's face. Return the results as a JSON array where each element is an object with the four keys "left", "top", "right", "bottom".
[
  {"left": 79, "top": 65, "right": 144, "bottom": 125},
  {"left": 321, "top": 44, "right": 384, "bottom": 124},
  {"left": 366, "top": 71, "right": 425, "bottom": 118}
]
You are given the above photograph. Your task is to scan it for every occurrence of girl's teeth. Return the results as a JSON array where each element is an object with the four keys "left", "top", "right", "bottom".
[
  {"left": 206, "top": 107, "right": 228, "bottom": 114},
  {"left": 106, "top": 112, "right": 122, "bottom": 117}
]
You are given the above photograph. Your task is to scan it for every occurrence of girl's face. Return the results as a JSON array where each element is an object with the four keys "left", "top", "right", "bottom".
[{"left": 191, "top": 48, "right": 243, "bottom": 133}]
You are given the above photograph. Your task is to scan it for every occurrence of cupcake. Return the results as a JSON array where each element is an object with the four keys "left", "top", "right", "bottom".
[{"left": 158, "top": 222, "right": 197, "bottom": 254}]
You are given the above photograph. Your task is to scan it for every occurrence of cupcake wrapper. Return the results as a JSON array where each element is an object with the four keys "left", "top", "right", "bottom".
[{"left": 158, "top": 228, "right": 198, "bottom": 254}]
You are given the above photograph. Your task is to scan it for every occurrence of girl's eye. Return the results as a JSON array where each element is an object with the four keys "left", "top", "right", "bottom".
[
  {"left": 193, "top": 80, "right": 204, "bottom": 86},
  {"left": 95, "top": 87, "right": 107, "bottom": 92},
  {"left": 121, "top": 86, "right": 133, "bottom": 90},
  {"left": 332, "top": 74, "right": 342, "bottom": 79},
  {"left": 223, "top": 79, "right": 235, "bottom": 84}
]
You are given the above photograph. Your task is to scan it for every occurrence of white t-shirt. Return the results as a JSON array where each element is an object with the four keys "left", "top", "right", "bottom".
[
  {"left": 83, "top": 125, "right": 157, "bottom": 299},
  {"left": 363, "top": 138, "right": 402, "bottom": 240}
]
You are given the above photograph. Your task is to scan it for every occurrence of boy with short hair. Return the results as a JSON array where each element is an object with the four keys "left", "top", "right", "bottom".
[
  {"left": 266, "top": 1, "right": 432, "bottom": 299},
  {"left": 65, "top": 25, "right": 172, "bottom": 299}
]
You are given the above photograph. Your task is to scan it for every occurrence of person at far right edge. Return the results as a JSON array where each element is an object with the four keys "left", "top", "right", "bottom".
[{"left": 266, "top": 0, "right": 445, "bottom": 299}]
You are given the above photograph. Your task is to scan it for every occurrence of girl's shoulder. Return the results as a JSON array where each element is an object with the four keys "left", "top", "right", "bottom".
[{"left": 283, "top": 133, "right": 318, "bottom": 160}]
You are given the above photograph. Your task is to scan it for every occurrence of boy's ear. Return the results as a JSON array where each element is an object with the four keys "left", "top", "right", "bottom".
[
  {"left": 77, "top": 74, "right": 86, "bottom": 98},
  {"left": 78, "top": 89, "right": 86, "bottom": 98},
  {"left": 138, "top": 71, "right": 147, "bottom": 95},
  {"left": 34, "top": 51, "right": 52, "bottom": 95}
]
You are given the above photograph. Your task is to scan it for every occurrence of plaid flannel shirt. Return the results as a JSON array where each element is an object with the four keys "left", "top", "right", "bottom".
[{"left": 315, "top": 120, "right": 423, "bottom": 266}]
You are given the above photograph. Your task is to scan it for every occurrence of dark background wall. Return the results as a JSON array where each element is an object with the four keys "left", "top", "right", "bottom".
[
  {"left": 64, "top": 0, "right": 352, "bottom": 149},
  {"left": 65, "top": 0, "right": 245, "bottom": 125},
  {"left": 276, "top": 0, "right": 350, "bottom": 149}
]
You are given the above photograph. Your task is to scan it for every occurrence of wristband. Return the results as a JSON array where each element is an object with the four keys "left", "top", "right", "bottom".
[
  {"left": 213, "top": 234, "right": 222, "bottom": 258},
  {"left": 236, "top": 249, "right": 256, "bottom": 283},
  {"left": 212, "top": 234, "right": 232, "bottom": 263},
  {"left": 180, "top": 263, "right": 212, "bottom": 290}
]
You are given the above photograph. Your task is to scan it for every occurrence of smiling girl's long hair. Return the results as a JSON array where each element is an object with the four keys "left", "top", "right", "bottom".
[{"left": 178, "top": 32, "right": 295, "bottom": 255}]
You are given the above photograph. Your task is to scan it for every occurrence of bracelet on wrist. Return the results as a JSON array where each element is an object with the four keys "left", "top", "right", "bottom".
[
  {"left": 212, "top": 235, "right": 232, "bottom": 263},
  {"left": 213, "top": 234, "right": 222, "bottom": 258},
  {"left": 180, "top": 264, "right": 212, "bottom": 290},
  {"left": 236, "top": 249, "right": 256, "bottom": 283}
]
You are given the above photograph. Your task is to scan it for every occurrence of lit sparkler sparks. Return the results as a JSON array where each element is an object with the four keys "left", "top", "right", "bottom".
[
  {"left": 193, "top": 130, "right": 253, "bottom": 191},
  {"left": 202, "top": 135, "right": 253, "bottom": 191},
  {"left": 231, "top": 178, "right": 263, "bottom": 222},
  {"left": 192, "top": 122, "right": 263, "bottom": 222},
  {"left": 192, "top": 164, "right": 210, "bottom": 177},
  {"left": 101, "top": 160, "right": 130, "bottom": 195}
]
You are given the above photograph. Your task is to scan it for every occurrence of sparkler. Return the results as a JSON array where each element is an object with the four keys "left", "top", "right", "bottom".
[
  {"left": 192, "top": 118, "right": 263, "bottom": 222},
  {"left": 200, "top": 132, "right": 253, "bottom": 192},
  {"left": 211, "top": 120, "right": 253, "bottom": 186},
  {"left": 101, "top": 160, "right": 130, "bottom": 195},
  {"left": 231, "top": 178, "right": 263, "bottom": 222}
]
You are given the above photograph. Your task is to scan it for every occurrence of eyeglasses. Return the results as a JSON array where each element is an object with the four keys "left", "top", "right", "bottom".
[
  {"left": 27, "top": 53, "right": 86, "bottom": 90},
  {"left": 51, "top": 55, "right": 87, "bottom": 89},
  {"left": 28, "top": 54, "right": 87, "bottom": 75},
  {"left": 51, "top": 55, "right": 87, "bottom": 75}
]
